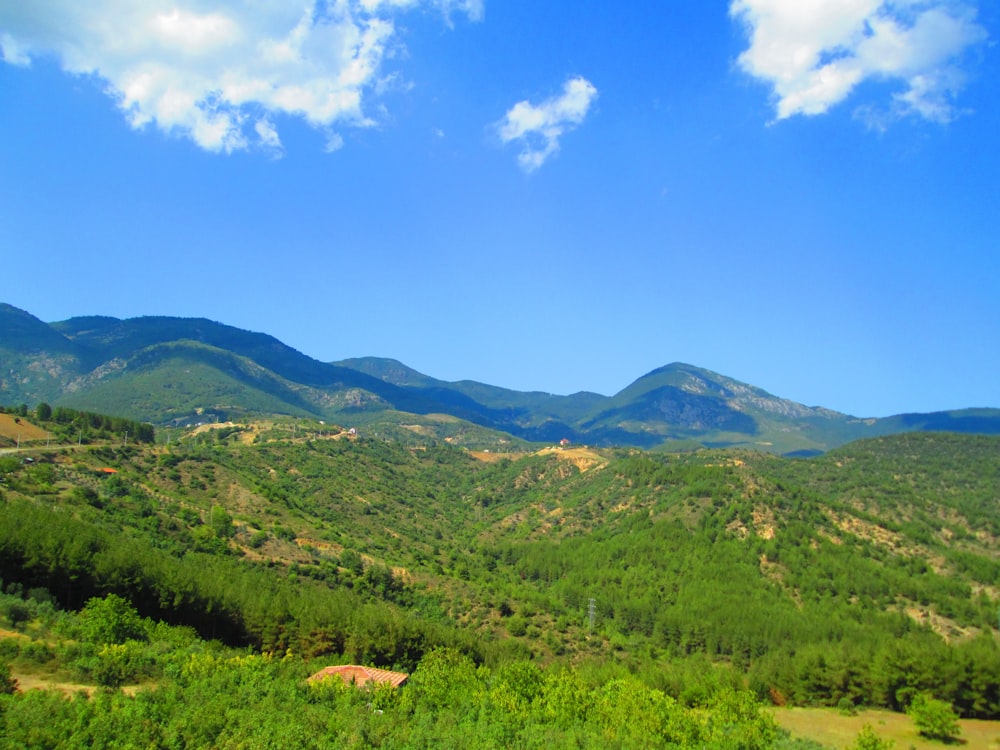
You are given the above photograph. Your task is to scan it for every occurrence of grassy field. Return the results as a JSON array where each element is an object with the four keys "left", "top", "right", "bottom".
[
  {"left": 0, "top": 413, "right": 49, "bottom": 443},
  {"left": 774, "top": 707, "right": 1000, "bottom": 749}
]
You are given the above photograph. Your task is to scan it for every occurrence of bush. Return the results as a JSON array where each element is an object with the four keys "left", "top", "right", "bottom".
[
  {"left": 80, "top": 594, "right": 147, "bottom": 645},
  {"left": 506, "top": 614, "right": 527, "bottom": 637},
  {"left": 101, "top": 474, "right": 130, "bottom": 499},
  {"left": 906, "top": 692, "right": 961, "bottom": 742},
  {"left": 852, "top": 724, "right": 894, "bottom": 750},
  {"left": 3, "top": 599, "right": 32, "bottom": 629},
  {"left": 0, "top": 456, "right": 21, "bottom": 475},
  {"left": 837, "top": 695, "right": 858, "bottom": 716},
  {"left": 210, "top": 506, "right": 235, "bottom": 538},
  {"left": 19, "top": 640, "right": 55, "bottom": 665},
  {"left": 91, "top": 642, "right": 151, "bottom": 688},
  {"left": 0, "top": 639, "right": 20, "bottom": 659},
  {"left": 0, "top": 660, "right": 17, "bottom": 694},
  {"left": 70, "top": 485, "right": 102, "bottom": 507}
]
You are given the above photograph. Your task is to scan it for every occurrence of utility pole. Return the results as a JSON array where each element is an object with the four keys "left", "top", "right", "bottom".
[
  {"left": 588, "top": 598, "right": 596, "bottom": 631},
  {"left": 123, "top": 430, "right": 128, "bottom": 447}
]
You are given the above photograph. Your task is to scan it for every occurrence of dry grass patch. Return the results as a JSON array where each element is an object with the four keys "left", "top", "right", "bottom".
[
  {"left": 902, "top": 604, "right": 976, "bottom": 642},
  {"left": 11, "top": 669, "right": 98, "bottom": 696},
  {"left": 468, "top": 450, "right": 525, "bottom": 463},
  {"left": 827, "top": 510, "right": 904, "bottom": 551},
  {"left": 536, "top": 446, "right": 607, "bottom": 472},
  {"left": 188, "top": 421, "right": 236, "bottom": 436},
  {"left": 773, "top": 706, "right": 1000, "bottom": 750},
  {"left": 401, "top": 424, "right": 437, "bottom": 437},
  {"left": 0, "top": 413, "right": 50, "bottom": 442},
  {"left": 10, "top": 669, "right": 143, "bottom": 697}
]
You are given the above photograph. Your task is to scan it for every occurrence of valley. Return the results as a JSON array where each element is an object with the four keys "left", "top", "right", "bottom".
[{"left": 0, "top": 403, "right": 998, "bottom": 747}]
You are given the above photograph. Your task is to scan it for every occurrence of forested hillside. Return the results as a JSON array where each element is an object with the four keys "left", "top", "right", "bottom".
[{"left": 1, "top": 410, "right": 998, "bottom": 747}]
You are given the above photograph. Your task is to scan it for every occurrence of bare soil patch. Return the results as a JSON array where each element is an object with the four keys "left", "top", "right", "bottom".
[
  {"left": 826, "top": 510, "right": 903, "bottom": 551},
  {"left": 536, "top": 446, "right": 607, "bottom": 472},
  {"left": 12, "top": 670, "right": 97, "bottom": 696}
]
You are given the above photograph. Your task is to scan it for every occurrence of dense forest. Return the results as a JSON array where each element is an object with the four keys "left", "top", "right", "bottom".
[
  {"left": 0, "top": 587, "right": 787, "bottom": 749},
  {"left": 1, "top": 408, "right": 998, "bottom": 747}
]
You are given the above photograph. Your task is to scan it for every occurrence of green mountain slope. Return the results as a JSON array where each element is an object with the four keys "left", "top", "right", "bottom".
[
  {"left": 1, "top": 427, "right": 998, "bottom": 720},
  {"left": 55, "top": 341, "right": 327, "bottom": 423},
  {"left": 874, "top": 408, "right": 1000, "bottom": 436},
  {"left": 54, "top": 314, "right": 403, "bottom": 396},
  {"left": 336, "top": 356, "right": 608, "bottom": 435},
  {"left": 0, "top": 303, "right": 86, "bottom": 405},
  {"left": 3, "top": 303, "right": 1000, "bottom": 452}
]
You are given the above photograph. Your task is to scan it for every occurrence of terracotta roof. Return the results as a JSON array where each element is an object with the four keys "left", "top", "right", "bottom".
[{"left": 308, "top": 664, "right": 409, "bottom": 688}]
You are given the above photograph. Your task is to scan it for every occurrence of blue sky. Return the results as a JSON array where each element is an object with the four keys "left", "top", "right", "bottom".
[{"left": 1, "top": 1, "right": 998, "bottom": 418}]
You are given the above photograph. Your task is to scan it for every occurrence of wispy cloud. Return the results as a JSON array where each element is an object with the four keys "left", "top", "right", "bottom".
[
  {"left": 0, "top": 1, "right": 481, "bottom": 154},
  {"left": 730, "top": 0, "right": 988, "bottom": 125},
  {"left": 254, "top": 118, "right": 283, "bottom": 157},
  {"left": 360, "top": 0, "right": 484, "bottom": 24},
  {"left": 496, "top": 76, "right": 598, "bottom": 172}
]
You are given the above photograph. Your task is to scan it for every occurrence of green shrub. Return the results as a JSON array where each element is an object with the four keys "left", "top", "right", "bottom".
[
  {"left": 907, "top": 692, "right": 961, "bottom": 742},
  {"left": 838, "top": 695, "right": 858, "bottom": 715},
  {"left": 0, "top": 639, "right": 20, "bottom": 660},
  {"left": 19, "top": 640, "right": 55, "bottom": 665},
  {"left": 0, "top": 660, "right": 17, "bottom": 694},
  {"left": 851, "top": 723, "right": 894, "bottom": 750},
  {"left": 80, "top": 594, "right": 147, "bottom": 645},
  {"left": 506, "top": 614, "right": 527, "bottom": 637},
  {"left": 2, "top": 600, "right": 32, "bottom": 630},
  {"left": 91, "top": 642, "right": 151, "bottom": 688}
]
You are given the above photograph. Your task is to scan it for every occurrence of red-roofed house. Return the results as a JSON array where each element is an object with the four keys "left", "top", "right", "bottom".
[{"left": 308, "top": 664, "right": 409, "bottom": 689}]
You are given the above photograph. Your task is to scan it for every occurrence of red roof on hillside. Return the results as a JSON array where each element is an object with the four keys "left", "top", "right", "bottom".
[{"left": 308, "top": 664, "right": 409, "bottom": 688}]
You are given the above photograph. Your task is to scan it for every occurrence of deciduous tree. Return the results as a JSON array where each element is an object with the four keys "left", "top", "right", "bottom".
[{"left": 907, "top": 692, "right": 961, "bottom": 742}]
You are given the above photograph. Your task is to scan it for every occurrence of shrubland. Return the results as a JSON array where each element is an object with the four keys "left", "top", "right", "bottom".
[{"left": 1, "top": 410, "right": 998, "bottom": 747}]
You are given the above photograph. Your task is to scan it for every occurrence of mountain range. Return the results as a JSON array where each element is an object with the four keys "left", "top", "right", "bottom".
[{"left": 3, "top": 302, "right": 998, "bottom": 454}]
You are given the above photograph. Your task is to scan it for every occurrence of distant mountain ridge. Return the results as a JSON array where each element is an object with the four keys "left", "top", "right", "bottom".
[{"left": 3, "top": 302, "right": 999, "bottom": 454}]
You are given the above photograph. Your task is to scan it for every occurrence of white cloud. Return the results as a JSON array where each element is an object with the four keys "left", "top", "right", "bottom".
[
  {"left": 0, "top": 32, "right": 30, "bottom": 65},
  {"left": 0, "top": 0, "right": 482, "bottom": 154},
  {"left": 730, "top": 0, "right": 988, "bottom": 124},
  {"left": 496, "top": 76, "right": 598, "bottom": 172},
  {"left": 254, "top": 117, "right": 283, "bottom": 155},
  {"left": 360, "top": 0, "right": 484, "bottom": 23},
  {"left": 324, "top": 132, "right": 345, "bottom": 153}
]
